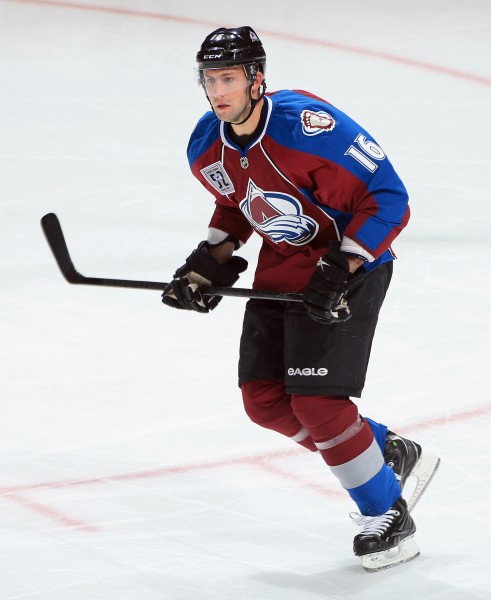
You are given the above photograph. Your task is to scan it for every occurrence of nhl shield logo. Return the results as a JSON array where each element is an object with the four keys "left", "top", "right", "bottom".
[{"left": 240, "top": 179, "right": 318, "bottom": 246}]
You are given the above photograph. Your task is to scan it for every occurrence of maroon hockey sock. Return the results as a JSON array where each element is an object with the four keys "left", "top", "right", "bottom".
[
  {"left": 290, "top": 394, "right": 374, "bottom": 466},
  {"left": 241, "top": 380, "right": 317, "bottom": 451}
]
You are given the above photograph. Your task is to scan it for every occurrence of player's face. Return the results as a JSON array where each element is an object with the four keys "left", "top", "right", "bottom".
[{"left": 202, "top": 67, "right": 252, "bottom": 123}]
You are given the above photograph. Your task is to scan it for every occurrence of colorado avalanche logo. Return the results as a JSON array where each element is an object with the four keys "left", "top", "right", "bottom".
[{"left": 240, "top": 180, "right": 318, "bottom": 245}]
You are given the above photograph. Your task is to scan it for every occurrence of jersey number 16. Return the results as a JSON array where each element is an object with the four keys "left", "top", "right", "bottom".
[{"left": 345, "top": 134, "right": 386, "bottom": 173}]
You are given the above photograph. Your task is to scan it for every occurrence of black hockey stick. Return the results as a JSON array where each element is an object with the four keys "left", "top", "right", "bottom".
[{"left": 40, "top": 213, "right": 304, "bottom": 302}]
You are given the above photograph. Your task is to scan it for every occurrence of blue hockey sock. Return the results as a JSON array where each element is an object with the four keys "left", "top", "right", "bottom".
[{"left": 364, "top": 416, "right": 388, "bottom": 453}]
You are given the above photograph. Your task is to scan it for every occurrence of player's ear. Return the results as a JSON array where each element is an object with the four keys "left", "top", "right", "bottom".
[{"left": 251, "top": 71, "right": 264, "bottom": 97}]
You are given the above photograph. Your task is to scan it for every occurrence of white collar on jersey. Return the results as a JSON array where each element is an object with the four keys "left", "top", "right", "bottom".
[{"left": 220, "top": 95, "right": 273, "bottom": 152}]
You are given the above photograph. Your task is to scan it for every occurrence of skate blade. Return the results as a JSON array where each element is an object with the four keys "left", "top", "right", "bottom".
[
  {"left": 361, "top": 535, "right": 420, "bottom": 572},
  {"left": 406, "top": 454, "right": 441, "bottom": 512}
]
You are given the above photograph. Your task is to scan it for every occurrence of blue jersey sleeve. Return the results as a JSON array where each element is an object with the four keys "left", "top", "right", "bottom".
[{"left": 266, "top": 90, "right": 409, "bottom": 260}]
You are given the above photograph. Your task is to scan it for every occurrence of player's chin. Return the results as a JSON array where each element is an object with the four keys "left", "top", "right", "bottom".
[{"left": 213, "top": 104, "right": 232, "bottom": 117}]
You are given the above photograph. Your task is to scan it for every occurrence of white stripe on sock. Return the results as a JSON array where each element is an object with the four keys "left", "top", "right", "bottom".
[
  {"left": 290, "top": 426, "right": 310, "bottom": 443},
  {"left": 314, "top": 416, "right": 363, "bottom": 450},
  {"left": 330, "top": 439, "right": 384, "bottom": 489}
]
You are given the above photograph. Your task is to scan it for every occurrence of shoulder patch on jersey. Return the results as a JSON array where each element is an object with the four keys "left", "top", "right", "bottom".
[
  {"left": 301, "top": 109, "right": 335, "bottom": 136},
  {"left": 200, "top": 162, "right": 235, "bottom": 196}
]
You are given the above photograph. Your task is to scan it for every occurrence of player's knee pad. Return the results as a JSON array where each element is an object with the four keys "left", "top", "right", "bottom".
[
  {"left": 290, "top": 394, "right": 357, "bottom": 439},
  {"left": 290, "top": 394, "right": 374, "bottom": 465},
  {"left": 241, "top": 380, "right": 293, "bottom": 430}
]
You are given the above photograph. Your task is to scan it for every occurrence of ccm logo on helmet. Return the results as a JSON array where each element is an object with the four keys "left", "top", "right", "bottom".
[
  {"left": 288, "top": 367, "right": 329, "bottom": 376},
  {"left": 203, "top": 54, "right": 222, "bottom": 59}
]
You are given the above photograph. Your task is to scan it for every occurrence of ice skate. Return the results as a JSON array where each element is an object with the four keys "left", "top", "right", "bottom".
[
  {"left": 384, "top": 431, "right": 440, "bottom": 511},
  {"left": 351, "top": 497, "right": 419, "bottom": 572}
]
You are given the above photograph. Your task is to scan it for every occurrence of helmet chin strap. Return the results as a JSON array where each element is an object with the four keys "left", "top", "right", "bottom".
[{"left": 229, "top": 84, "right": 260, "bottom": 125}]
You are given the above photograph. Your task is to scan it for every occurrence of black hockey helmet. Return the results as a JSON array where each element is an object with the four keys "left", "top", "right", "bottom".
[{"left": 196, "top": 26, "right": 266, "bottom": 84}]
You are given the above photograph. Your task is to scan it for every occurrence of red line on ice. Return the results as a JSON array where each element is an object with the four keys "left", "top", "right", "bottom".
[
  {"left": 7, "top": 0, "right": 491, "bottom": 87},
  {"left": 1, "top": 403, "right": 490, "bottom": 532},
  {"left": 4, "top": 493, "right": 100, "bottom": 532}
]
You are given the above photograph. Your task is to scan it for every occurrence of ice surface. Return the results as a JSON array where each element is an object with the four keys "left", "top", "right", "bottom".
[{"left": 1, "top": 1, "right": 490, "bottom": 598}]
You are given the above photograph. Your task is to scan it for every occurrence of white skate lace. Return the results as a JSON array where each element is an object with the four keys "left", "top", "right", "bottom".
[{"left": 350, "top": 509, "right": 397, "bottom": 537}]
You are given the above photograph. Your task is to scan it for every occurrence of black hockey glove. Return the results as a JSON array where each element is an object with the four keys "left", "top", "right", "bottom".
[
  {"left": 162, "top": 242, "right": 248, "bottom": 313},
  {"left": 303, "top": 241, "right": 365, "bottom": 324}
]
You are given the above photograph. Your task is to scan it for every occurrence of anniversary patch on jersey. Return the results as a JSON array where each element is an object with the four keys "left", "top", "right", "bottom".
[
  {"left": 301, "top": 109, "right": 336, "bottom": 136},
  {"left": 240, "top": 179, "right": 318, "bottom": 246},
  {"left": 200, "top": 162, "right": 235, "bottom": 195}
]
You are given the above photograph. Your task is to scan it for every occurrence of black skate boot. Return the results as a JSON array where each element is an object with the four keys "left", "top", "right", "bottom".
[
  {"left": 351, "top": 497, "right": 419, "bottom": 572},
  {"left": 384, "top": 431, "right": 421, "bottom": 489},
  {"left": 384, "top": 431, "right": 440, "bottom": 512}
]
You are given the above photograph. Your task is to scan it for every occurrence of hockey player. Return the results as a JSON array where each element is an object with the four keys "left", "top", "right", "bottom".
[{"left": 162, "top": 26, "right": 440, "bottom": 571}]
